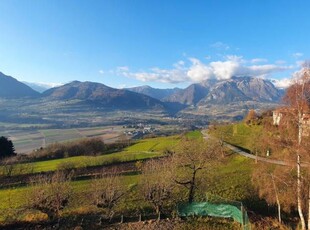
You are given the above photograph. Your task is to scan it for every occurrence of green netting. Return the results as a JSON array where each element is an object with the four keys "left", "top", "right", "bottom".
[{"left": 177, "top": 201, "right": 251, "bottom": 230}]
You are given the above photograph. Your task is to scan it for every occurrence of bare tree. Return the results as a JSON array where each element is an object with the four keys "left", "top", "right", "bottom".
[
  {"left": 140, "top": 159, "right": 174, "bottom": 215},
  {"left": 252, "top": 162, "right": 295, "bottom": 224},
  {"left": 244, "top": 109, "right": 258, "bottom": 125},
  {"left": 255, "top": 63, "right": 310, "bottom": 229},
  {"left": 283, "top": 63, "right": 310, "bottom": 230},
  {"left": 1, "top": 157, "right": 17, "bottom": 177},
  {"left": 27, "top": 171, "right": 72, "bottom": 221},
  {"left": 91, "top": 170, "right": 126, "bottom": 220},
  {"left": 172, "top": 138, "right": 221, "bottom": 203}
]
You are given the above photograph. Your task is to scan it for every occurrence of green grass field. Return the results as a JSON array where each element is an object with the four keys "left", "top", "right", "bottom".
[
  {"left": 0, "top": 135, "right": 180, "bottom": 176},
  {"left": 186, "top": 130, "right": 203, "bottom": 139},
  {"left": 126, "top": 135, "right": 180, "bottom": 152},
  {"left": 0, "top": 153, "right": 254, "bottom": 222},
  {"left": 209, "top": 123, "right": 262, "bottom": 151},
  {"left": 207, "top": 155, "right": 254, "bottom": 201},
  {"left": 0, "top": 130, "right": 257, "bottom": 226},
  {"left": 0, "top": 174, "right": 141, "bottom": 222}
]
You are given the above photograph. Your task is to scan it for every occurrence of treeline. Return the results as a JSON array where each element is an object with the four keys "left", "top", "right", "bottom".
[{"left": 29, "top": 138, "right": 132, "bottom": 161}]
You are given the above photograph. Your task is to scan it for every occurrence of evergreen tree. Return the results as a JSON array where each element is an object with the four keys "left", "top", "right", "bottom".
[{"left": 0, "top": 136, "right": 16, "bottom": 159}]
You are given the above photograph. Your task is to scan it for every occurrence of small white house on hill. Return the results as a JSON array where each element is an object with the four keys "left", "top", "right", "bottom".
[{"left": 273, "top": 108, "right": 310, "bottom": 136}]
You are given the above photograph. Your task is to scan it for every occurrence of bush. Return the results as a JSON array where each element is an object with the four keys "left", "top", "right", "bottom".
[{"left": 0, "top": 136, "right": 16, "bottom": 159}]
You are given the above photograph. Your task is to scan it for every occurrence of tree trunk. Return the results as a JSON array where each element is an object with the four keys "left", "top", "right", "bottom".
[
  {"left": 297, "top": 111, "right": 307, "bottom": 229},
  {"left": 188, "top": 170, "right": 197, "bottom": 203},
  {"left": 298, "top": 112, "right": 303, "bottom": 145},
  {"left": 297, "top": 154, "right": 306, "bottom": 230},
  {"left": 271, "top": 173, "right": 281, "bottom": 223},
  {"left": 155, "top": 206, "right": 160, "bottom": 215},
  {"left": 306, "top": 182, "right": 310, "bottom": 230}
]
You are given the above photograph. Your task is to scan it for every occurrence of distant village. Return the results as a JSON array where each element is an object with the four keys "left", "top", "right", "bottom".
[{"left": 123, "top": 123, "right": 156, "bottom": 139}]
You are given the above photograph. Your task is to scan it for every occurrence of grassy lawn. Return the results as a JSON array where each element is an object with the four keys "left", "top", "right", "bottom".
[
  {"left": 186, "top": 130, "right": 203, "bottom": 139},
  {"left": 209, "top": 123, "right": 262, "bottom": 151},
  {"left": 126, "top": 135, "right": 180, "bottom": 152},
  {"left": 207, "top": 155, "right": 254, "bottom": 201}
]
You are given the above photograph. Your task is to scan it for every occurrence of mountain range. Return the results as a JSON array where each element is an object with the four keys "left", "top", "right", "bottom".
[
  {"left": 0, "top": 72, "right": 40, "bottom": 98},
  {"left": 126, "top": 85, "right": 182, "bottom": 101},
  {"left": 127, "top": 77, "right": 283, "bottom": 106},
  {"left": 0, "top": 71, "right": 283, "bottom": 120},
  {"left": 42, "top": 81, "right": 165, "bottom": 110}
]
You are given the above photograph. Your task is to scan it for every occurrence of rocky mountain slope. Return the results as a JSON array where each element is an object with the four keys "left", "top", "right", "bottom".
[
  {"left": 165, "top": 76, "right": 282, "bottom": 106},
  {"left": 126, "top": 85, "right": 181, "bottom": 100},
  {"left": 164, "top": 83, "right": 209, "bottom": 105},
  {"left": 0, "top": 72, "right": 40, "bottom": 98}
]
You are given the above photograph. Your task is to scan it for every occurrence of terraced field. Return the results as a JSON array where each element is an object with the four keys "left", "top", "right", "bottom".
[
  {"left": 0, "top": 135, "right": 180, "bottom": 176},
  {"left": 0, "top": 130, "right": 259, "bottom": 229}
]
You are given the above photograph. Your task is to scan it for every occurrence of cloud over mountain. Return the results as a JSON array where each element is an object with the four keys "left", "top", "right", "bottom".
[
  {"left": 271, "top": 78, "right": 293, "bottom": 89},
  {"left": 117, "top": 56, "right": 291, "bottom": 84}
]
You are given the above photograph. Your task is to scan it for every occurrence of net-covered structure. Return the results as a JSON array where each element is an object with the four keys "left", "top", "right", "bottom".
[{"left": 177, "top": 198, "right": 251, "bottom": 230}]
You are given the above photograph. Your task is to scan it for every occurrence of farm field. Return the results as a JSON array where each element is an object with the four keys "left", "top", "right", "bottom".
[
  {"left": 0, "top": 153, "right": 254, "bottom": 223},
  {"left": 0, "top": 135, "right": 180, "bottom": 176},
  {"left": 0, "top": 126, "right": 128, "bottom": 154},
  {"left": 0, "top": 173, "right": 141, "bottom": 222},
  {"left": 0, "top": 134, "right": 182, "bottom": 222},
  {"left": 1, "top": 124, "right": 183, "bottom": 154},
  {"left": 0, "top": 129, "right": 277, "bottom": 229}
]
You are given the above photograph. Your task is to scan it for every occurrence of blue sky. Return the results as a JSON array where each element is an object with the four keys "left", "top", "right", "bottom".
[{"left": 0, "top": 0, "right": 309, "bottom": 89}]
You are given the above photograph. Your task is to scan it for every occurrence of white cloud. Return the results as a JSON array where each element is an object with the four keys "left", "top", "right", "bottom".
[
  {"left": 187, "top": 55, "right": 289, "bottom": 81},
  {"left": 209, "top": 56, "right": 242, "bottom": 80},
  {"left": 99, "top": 70, "right": 104, "bottom": 74},
  {"left": 33, "top": 82, "right": 63, "bottom": 88},
  {"left": 271, "top": 78, "right": 293, "bottom": 89},
  {"left": 293, "top": 52, "right": 303, "bottom": 58},
  {"left": 117, "top": 56, "right": 291, "bottom": 84},
  {"left": 117, "top": 63, "right": 188, "bottom": 83},
  {"left": 210, "top": 42, "right": 230, "bottom": 50},
  {"left": 187, "top": 58, "right": 214, "bottom": 82},
  {"left": 117, "top": 66, "right": 129, "bottom": 72},
  {"left": 250, "top": 58, "right": 268, "bottom": 63}
]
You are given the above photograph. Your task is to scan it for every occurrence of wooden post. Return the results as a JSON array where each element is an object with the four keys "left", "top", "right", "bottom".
[{"left": 241, "top": 204, "right": 244, "bottom": 230}]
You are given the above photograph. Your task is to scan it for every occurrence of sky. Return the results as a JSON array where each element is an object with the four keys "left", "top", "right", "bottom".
[{"left": 0, "top": 0, "right": 309, "bottom": 89}]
